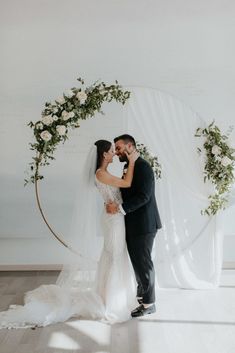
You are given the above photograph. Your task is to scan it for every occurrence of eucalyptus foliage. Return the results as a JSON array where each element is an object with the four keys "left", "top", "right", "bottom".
[{"left": 195, "top": 121, "right": 235, "bottom": 216}]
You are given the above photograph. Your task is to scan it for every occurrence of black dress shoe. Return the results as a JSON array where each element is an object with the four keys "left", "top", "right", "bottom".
[{"left": 131, "top": 304, "right": 156, "bottom": 317}]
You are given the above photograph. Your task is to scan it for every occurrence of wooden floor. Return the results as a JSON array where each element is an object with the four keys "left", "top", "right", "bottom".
[{"left": 0, "top": 270, "right": 235, "bottom": 353}]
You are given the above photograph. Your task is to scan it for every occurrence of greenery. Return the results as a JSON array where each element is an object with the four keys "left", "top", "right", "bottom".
[
  {"left": 136, "top": 142, "right": 162, "bottom": 179},
  {"left": 195, "top": 121, "right": 235, "bottom": 216},
  {"left": 25, "top": 78, "right": 130, "bottom": 185}
]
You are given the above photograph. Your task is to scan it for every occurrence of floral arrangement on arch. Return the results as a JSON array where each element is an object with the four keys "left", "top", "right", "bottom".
[
  {"left": 136, "top": 142, "right": 162, "bottom": 179},
  {"left": 195, "top": 121, "right": 235, "bottom": 216},
  {"left": 25, "top": 77, "right": 161, "bottom": 185},
  {"left": 25, "top": 78, "right": 131, "bottom": 185}
]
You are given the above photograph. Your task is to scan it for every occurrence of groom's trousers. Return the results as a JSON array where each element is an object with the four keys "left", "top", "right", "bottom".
[{"left": 126, "top": 231, "right": 156, "bottom": 304}]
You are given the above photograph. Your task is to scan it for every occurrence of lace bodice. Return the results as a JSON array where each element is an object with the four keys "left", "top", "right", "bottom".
[{"left": 95, "top": 174, "right": 123, "bottom": 204}]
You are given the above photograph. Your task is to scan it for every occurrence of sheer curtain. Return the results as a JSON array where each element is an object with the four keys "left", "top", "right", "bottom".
[
  {"left": 123, "top": 87, "right": 224, "bottom": 289},
  {"left": 56, "top": 86, "right": 225, "bottom": 290}
]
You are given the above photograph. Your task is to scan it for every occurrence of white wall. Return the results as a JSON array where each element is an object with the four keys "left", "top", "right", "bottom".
[{"left": 1, "top": 0, "right": 235, "bottom": 266}]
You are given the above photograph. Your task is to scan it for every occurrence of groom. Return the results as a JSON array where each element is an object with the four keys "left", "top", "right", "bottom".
[{"left": 106, "top": 134, "right": 162, "bottom": 317}]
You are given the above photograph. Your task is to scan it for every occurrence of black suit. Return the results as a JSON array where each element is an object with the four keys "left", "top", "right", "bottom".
[{"left": 121, "top": 157, "right": 162, "bottom": 304}]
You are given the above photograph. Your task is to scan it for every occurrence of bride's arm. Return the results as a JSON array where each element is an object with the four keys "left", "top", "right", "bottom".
[{"left": 96, "top": 151, "right": 138, "bottom": 188}]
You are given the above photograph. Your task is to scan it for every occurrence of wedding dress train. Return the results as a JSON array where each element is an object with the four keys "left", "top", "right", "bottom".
[{"left": 0, "top": 177, "right": 136, "bottom": 328}]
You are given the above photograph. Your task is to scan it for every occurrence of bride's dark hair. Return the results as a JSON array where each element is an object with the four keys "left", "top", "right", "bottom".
[{"left": 94, "top": 140, "right": 112, "bottom": 171}]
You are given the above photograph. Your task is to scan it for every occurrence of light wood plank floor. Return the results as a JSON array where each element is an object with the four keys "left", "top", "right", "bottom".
[{"left": 0, "top": 270, "right": 234, "bottom": 353}]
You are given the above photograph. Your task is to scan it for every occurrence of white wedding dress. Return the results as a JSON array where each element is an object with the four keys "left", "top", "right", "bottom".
[{"left": 0, "top": 176, "right": 136, "bottom": 329}]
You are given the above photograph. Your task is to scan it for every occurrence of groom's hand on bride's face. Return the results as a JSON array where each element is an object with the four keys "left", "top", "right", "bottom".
[{"left": 106, "top": 202, "right": 119, "bottom": 214}]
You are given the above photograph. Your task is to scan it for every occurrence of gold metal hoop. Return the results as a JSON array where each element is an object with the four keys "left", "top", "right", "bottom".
[{"left": 34, "top": 153, "right": 82, "bottom": 257}]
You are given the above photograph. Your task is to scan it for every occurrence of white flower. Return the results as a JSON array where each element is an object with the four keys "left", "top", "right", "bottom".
[
  {"left": 99, "top": 87, "right": 106, "bottom": 95},
  {"left": 40, "top": 130, "right": 52, "bottom": 142},
  {"left": 41, "top": 115, "right": 54, "bottom": 126},
  {"left": 64, "top": 90, "right": 74, "bottom": 98},
  {"left": 36, "top": 122, "right": 43, "bottom": 130},
  {"left": 61, "top": 110, "right": 70, "bottom": 121},
  {"left": 106, "top": 92, "right": 112, "bottom": 100},
  {"left": 53, "top": 107, "right": 58, "bottom": 113},
  {"left": 56, "top": 125, "right": 66, "bottom": 136},
  {"left": 55, "top": 96, "right": 66, "bottom": 105},
  {"left": 76, "top": 91, "right": 87, "bottom": 104},
  {"left": 211, "top": 145, "right": 222, "bottom": 156},
  {"left": 68, "top": 111, "right": 75, "bottom": 118},
  {"left": 53, "top": 115, "right": 59, "bottom": 121},
  {"left": 61, "top": 110, "right": 75, "bottom": 121},
  {"left": 221, "top": 156, "right": 232, "bottom": 167},
  {"left": 215, "top": 155, "right": 222, "bottom": 162}
]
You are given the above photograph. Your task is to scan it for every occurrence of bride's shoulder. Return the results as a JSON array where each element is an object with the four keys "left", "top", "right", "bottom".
[
  {"left": 95, "top": 168, "right": 103, "bottom": 177},
  {"left": 95, "top": 169, "right": 107, "bottom": 181},
  {"left": 95, "top": 169, "right": 113, "bottom": 184}
]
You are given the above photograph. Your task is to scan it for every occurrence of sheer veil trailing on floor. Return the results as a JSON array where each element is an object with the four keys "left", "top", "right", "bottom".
[{"left": 0, "top": 145, "right": 107, "bottom": 328}]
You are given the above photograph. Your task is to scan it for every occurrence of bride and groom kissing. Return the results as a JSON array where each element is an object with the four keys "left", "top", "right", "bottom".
[
  {"left": 94, "top": 134, "right": 162, "bottom": 320},
  {"left": 0, "top": 134, "right": 162, "bottom": 328}
]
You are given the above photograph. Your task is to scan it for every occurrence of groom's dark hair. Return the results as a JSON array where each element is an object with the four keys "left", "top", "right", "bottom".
[{"left": 114, "top": 134, "right": 136, "bottom": 147}]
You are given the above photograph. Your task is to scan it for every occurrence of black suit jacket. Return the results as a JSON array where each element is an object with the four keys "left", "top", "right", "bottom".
[{"left": 121, "top": 157, "right": 162, "bottom": 236}]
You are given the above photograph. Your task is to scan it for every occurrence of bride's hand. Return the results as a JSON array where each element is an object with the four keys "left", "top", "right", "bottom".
[
  {"left": 106, "top": 202, "right": 119, "bottom": 214},
  {"left": 125, "top": 149, "right": 139, "bottom": 164}
]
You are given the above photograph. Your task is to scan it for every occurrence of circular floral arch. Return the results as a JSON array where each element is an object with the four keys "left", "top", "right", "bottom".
[
  {"left": 26, "top": 78, "right": 161, "bottom": 254},
  {"left": 26, "top": 78, "right": 235, "bottom": 255}
]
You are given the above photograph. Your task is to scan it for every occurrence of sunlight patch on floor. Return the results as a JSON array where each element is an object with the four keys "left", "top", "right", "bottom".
[{"left": 48, "top": 331, "right": 81, "bottom": 349}]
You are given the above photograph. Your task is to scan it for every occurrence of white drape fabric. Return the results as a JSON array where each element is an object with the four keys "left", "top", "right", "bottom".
[
  {"left": 123, "top": 87, "right": 224, "bottom": 289},
  {"left": 0, "top": 87, "right": 226, "bottom": 330},
  {"left": 55, "top": 86, "right": 225, "bottom": 290}
]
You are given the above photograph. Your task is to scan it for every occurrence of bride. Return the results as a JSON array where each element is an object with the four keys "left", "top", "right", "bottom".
[{"left": 0, "top": 140, "right": 139, "bottom": 328}]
